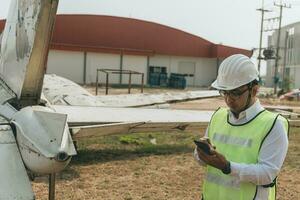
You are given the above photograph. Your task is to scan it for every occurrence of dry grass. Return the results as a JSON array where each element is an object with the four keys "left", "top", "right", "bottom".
[
  {"left": 277, "top": 127, "right": 300, "bottom": 199},
  {"left": 32, "top": 132, "right": 205, "bottom": 200},
  {"left": 32, "top": 127, "right": 300, "bottom": 200},
  {"left": 260, "top": 98, "right": 300, "bottom": 108}
]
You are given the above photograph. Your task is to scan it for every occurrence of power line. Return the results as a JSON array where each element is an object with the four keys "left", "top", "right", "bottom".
[{"left": 264, "top": 16, "right": 279, "bottom": 31}]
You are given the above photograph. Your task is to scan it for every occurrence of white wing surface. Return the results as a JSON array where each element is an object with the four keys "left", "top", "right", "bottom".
[
  {"left": 43, "top": 74, "right": 219, "bottom": 107},
  {"left": 52, "top": 105, "right": 212, "bottom": 138}
]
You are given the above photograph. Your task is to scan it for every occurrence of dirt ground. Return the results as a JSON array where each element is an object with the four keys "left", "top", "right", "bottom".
[{"left": 32, "top": 87, "right": 300, "bottom": 200}]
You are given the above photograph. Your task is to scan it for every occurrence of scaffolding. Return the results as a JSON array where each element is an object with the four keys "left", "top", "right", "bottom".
[{"left": 96, "top": 69, "right": 144, "bottom": 95}]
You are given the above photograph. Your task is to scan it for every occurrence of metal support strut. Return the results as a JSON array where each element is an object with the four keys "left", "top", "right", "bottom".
[{"left": 49, "top": 173, "right": 56, "bottom": 200}]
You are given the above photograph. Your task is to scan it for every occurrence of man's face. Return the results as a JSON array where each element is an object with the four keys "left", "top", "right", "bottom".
[{"left": 219, "top": 85, "right": 254, "bottom": 114}]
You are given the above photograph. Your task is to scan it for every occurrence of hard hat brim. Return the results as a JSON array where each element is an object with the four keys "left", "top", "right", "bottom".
[{"left": 211, "top": 80, "right": 240, "bottom": 91}]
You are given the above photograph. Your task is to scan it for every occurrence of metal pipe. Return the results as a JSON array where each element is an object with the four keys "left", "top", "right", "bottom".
[
  {"left": 147, "top": 56, "right": 150, "bottom": 84},
  {"left": 119, "top": 51, "right": 123, "bottom": 85},
  {"left": 128, "top": 72, "right": 132, "bottom": 94},
  {"left": 48, "top": 173, "right": 56, "bottom": 200},
  {"left": 257, "top": 7, "right": 265, "bottom": 75},
  {"left": 96, "top": 69, "right": 99, "bottom": 95},
  {"left": 106, "top": 73, "right": 109, "bottom": 95},
  {"left": 141, "top": 73, "right": 144, "bottom": 93},
  {"left": 83, "top": 51, "right": 87, "bottom": 85},
  {"left": 274, "top": 4, "right": 283, "bottom": 94},
  {"left": 282, "top": 31, "right": 289, "bottom": 91}
]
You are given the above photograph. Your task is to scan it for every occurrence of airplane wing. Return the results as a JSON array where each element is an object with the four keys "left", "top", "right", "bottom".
[
  {"left": 43, "top": 74, "right": 219, "bottom": 107},
  {"left": 51, "top": 105, "right": 212, "bottom": 138},
  {"left": 71, "top": 121, "right": 208, "bottom": 139},
  {"left": 0, "top": 0, "right": 59, "bottom": 107},
  {"left": 44, "top": 75, "right": 215, "bottom": 139}
]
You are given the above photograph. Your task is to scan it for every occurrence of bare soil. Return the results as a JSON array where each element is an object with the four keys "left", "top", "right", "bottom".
[{"left": 32, "top": 88, "right": 300, "bottom": 200}]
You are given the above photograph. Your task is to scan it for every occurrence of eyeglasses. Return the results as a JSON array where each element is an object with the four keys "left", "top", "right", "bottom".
[{"left": 219, "top": 87, "right": 249, "bottom": 99}]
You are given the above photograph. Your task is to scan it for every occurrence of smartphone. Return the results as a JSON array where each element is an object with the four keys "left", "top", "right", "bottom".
[{"left": 194, "top": 139, "right": 212, "bottom": 155}]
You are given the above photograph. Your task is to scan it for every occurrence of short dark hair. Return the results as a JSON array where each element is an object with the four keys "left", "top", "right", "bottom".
[{"left": 248, "top": 79, "right": 259, "bottom": 88}]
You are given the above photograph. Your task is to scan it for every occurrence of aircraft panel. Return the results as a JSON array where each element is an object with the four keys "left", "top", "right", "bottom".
[
  {"left": 51, "top": 105, "right": 213, "bottom": 126},
  {"left": 72, "top": 122, "right": 208, "bottom": 139},
  {"left": 0, "top": 123, "right": 34, "bottom": 199},
  {"left": 0, "top": 79, "right": 16, "bottom": 104}
]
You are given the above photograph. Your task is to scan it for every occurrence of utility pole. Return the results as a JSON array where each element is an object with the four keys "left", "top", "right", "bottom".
[
  {"left": 273, "top": 1, "right": 291, "bottom": 94},
  {"left": 257, "top": 0, "right": 271, "bottom": 77},
  {"left": 282, "top": 31, "right": 289, "bottom": 91}
]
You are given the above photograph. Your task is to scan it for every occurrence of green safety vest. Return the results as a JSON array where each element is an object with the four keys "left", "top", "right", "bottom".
[{"left": 202, "top": 108, "right": 288, "bottom": 200}]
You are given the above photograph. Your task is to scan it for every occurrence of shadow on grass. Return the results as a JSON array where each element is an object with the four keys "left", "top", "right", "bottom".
[
  {"left": 33, "top": 167, "right": 80, "bottom": 183},
  {"left": 71, "top": 144, "right": 194, "bottom": 165}
]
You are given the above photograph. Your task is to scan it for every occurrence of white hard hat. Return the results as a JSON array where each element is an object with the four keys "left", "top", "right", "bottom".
[{"left": 211, "top": 54, "right": 259, "bottom": 90}]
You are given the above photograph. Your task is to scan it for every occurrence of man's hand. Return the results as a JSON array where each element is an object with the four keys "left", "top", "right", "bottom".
[{"left": 196, "top": 139, "right": 228, "bottom": 171}]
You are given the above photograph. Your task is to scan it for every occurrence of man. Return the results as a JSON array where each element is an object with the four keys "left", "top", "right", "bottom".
[{"left": 194, "top": 54, "right": 289, "bottom": 200}]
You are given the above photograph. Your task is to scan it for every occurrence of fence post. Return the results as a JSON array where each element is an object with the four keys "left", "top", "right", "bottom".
[
  {"left": 128, "top": 72, "right": 132, "bottom": 94},
  {"left": 105, "top": 72, "right": 109, "bottom": 95},
  {"left": 96, "top": 69, "right": 99, "bottom": 95},
  {"left": 141, "top": 73, "right": 144, "bottom": 93}
]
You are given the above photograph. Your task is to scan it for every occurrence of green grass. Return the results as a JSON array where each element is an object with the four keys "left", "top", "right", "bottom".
[
  {"left": 72, "top": 131, "right": 200, "bottom": 165},
  {"left": 72, "top": 127, "right": 300, "bottom": 169}
]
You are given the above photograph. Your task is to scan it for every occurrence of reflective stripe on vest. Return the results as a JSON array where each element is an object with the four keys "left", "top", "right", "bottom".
[
  {"left": 202, "top": 108, "right": 288, "bottom": 200},
  {"left": 206, "top": 172, "right": 240, "bottom": 188},
  {"left": 212, "top": 133, "right": 253, "bottom": 147}
]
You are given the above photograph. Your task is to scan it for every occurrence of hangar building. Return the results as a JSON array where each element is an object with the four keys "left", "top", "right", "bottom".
[{"left": 0, "top": 15, "right": 252, "bottom": 87}]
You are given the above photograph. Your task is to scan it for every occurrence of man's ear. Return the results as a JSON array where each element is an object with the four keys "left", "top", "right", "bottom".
[{"left": 251, "top": 85, "right": 259, "bottom": 97}]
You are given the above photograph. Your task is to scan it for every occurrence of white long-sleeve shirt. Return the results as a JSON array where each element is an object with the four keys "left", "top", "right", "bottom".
[{"left": 194, "top": 100, "right": 289, "bottom": 200}]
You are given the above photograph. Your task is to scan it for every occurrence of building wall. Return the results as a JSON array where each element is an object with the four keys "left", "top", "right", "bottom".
[
  {"left": 195, "top": 58, "right": 217, "bottom": 87},
  {"left": 149, "top": 55, "right": 217, "bottom": 87},
  {"left": 265, "top": 62, "right": 274, "bottom": 87},
  {"left": 295, "top": 67, "right": 300, "bottom": 89},
  {"left": 86, "top": 52, "right": 121, "bottom": 84},
  {"left": 47, "top": 50, "right": 85, "bottom": 83},
  {"left": 149, "top": 55, "right": 172, "bottom": 72},
  {"left": 265, "top": 36, "right": 275, "bottom": 87},
  {"left": 266, "top": 22, "right": 300, "bottom": 89},
  {"left": 122, "top": 55, "right": 148, "bottom": 85},
  {"left": 289, "top": 66, "right": 300, "bottom": 88},
  {"left": 46, "top": 50, "right": 217, "bottom": 87}
]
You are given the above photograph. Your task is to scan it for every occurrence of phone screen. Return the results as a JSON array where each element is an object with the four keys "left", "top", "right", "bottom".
[{"left": 194, "top": 140, "right": 212, "bottom": 155}]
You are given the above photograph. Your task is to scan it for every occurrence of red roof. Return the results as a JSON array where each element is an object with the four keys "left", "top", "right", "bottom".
[{"left": 0, "top": 15, "right": 252, "bottom": 58}]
